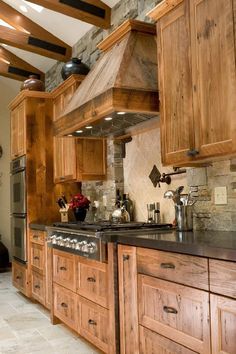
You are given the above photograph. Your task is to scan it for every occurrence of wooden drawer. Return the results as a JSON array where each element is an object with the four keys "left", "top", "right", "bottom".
[
  {"left": 78, "top": 295, "right": 109, "bottom": 353},
  {"left": 29, "top": 229, "right": 45, "bottom": 245},
  {"left": 53, "top": 249, "right": 76, "bottom": 291},
  {"left": 76, "top": 257, "right": 108, "bottom": 308},
  {"left": 211, "top": 294, "right": 236, "bottom": 354},
  {"left": 137, "top": 248, "right": 209, "bottom": 290},
  {"left": 139, "top": 326, "right": 197, "bottom": 354},
  {"left": 138, "top": 275, "right": 210, "bottom": 353},
  {"left": 209, "top": 259, "right": 236, "bottom": 298},
  {"left": 12, "top": 261, "right": 27, "bottom": 295},
  {"left": 31, "top": 271, "right": 45, "bottom": 305},
  {"left": 54, "top": 283, "right": 77, "bottom": 330},
  {"left": 31, "top": 243, "right": 45, "bottom": 274}
]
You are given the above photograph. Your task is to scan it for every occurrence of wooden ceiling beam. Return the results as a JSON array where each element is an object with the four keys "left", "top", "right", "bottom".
[
  {"left": 0, "top": 0, "right": 71, "bottom": 61},
  {"left": 0, "top": 46, "right": 45, "bottom": 81},
  {"left": 26, "top": 0, "right": 111, "bottom": 29}
]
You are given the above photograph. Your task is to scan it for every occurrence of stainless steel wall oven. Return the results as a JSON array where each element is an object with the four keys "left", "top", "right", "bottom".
[{"left": 11, "top": 156, "right": 27, "bottom": 263}]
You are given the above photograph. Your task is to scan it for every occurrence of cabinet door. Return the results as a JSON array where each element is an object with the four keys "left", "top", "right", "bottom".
[
  {"left": 118, "top": 245, "right": 139, "bottom": 354},
  {"left": 31, "top": 243, "right": 45, "bottom": 274},
  {"left": 190, "top": 0, "right": 236, "bottom": 158},
  {"left": 140, "top": 326, "right": 197, "bottom": 354},
  {"left": 53, "top": 249, "right": 76, "bottom": 291},
  {"left": 138, "top": 275, "right": 210, "bottom": 353},
  {"left": 157, "top": 1, "right": 195, "bottom": 166},
  {"left": 54, "top": 283, "right": 77, "bottom": 330},
  {"left": 31, "top": 271, "right": 45, "bottom": 306},
  {"left": 211, "top": 294, "right": 236, "bottom": 354},
  {"left": 53, "top": 137, "right": 76, "bottom": 183},
  {"left": 11, "top": 102, "right": 26, "bottom": 159}
]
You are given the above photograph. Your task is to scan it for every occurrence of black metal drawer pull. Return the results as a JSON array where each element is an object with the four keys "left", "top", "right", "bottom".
[
  {"left": 33, "top": 235, "right": 39, "bottom": 239},
  {"left": 34, "top": 284, "right": 40, "bottom": 289},
  {"left": 34, "top": 256, "right": 40, "bottom": 260},
  {"left": 16, "top": 275, "right": 21, "bottom": 280},
  {"left": 187, "top": 149, "right": 199, "bottom": 157},
  {"left": 123, "top": 255, "right": 130, "bottom": 261},
  {"left": 61, "top": 302, "right": 68, "bottom": 308},
  {"left": 160, "top": 263, "right": 175, "bottom": 269},
  {"left": 163, "top": 306, "right": 178, "bottom": 314},
  {"left": 59, "top": 266, "right": 67, "bottom": 271},
  {"left": 87, "top": 277, "right": 96, "bottom": 282},
  {"left": 88, "top": 319, "right": 97, "bottom": 325}
]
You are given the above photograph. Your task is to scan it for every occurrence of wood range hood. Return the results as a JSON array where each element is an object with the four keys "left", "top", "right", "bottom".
[{"left": 54, "top": 19, "right": 159, "bottom": 138}]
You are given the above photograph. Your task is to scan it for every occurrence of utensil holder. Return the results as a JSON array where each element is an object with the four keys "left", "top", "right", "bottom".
[{"left": 175, "top": 205, "right": 193, "bottom": 231}]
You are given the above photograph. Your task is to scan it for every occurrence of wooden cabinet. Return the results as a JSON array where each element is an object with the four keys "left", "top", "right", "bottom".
[
  {"left": 31, "top": 243, "right": 45, "bottom": 274},
  {"left": 149, "top": 0, "right": 236, "bottom": 166},
  {"left": 118, "top": 245, "right": 211, "bottom": 354},
  {"left": 31, "top": 271, "right": 45, "bottom": 305},
  {"left": 209, "top": 259, "right": 236, "bottom": 298},
  {"left": 12, "top": 260, "right": 28, "bottom": 296},
  {"left": 10, "top": 101, "right": 26, "bottom": 159},
  {"left": 51, "top": 247, "right": 117, "bottom": 353},
  {"left": 51, "top": 74, "right": 106, "bottom": 183}
]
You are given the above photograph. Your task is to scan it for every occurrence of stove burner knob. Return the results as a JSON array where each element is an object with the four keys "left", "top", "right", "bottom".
[
  {"left": 56, "top": 236, "right": 63, "bottom": 245},
  {"left": 87, "top": 242, "right": 97, "bottom": 254},
  {"left": 64, "top": 238, "right": 71, "bottom": 247},
  {"left": 49, "top": 235, "right": 57, "bottom": 244},
  {"left": 70, "top": 238, "right": 78, "bottom": 249},
  {"left": 79, "top": 241, "right": 88, "bottom": 252}
]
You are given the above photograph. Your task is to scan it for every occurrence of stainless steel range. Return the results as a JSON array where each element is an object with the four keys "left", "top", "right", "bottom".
[{"left": 47, "top": 221, "right": 172, "bottom": 262}]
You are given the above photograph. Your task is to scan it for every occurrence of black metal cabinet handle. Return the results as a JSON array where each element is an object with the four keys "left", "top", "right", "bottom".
[
  {"left": 34, "top": 284, "right": 40, "bottom": 289},
  {"left": 87, "top": 277, "right": 96, "bottom": 283},
  {"left": 88, "top": 319, "right": 97, "bottom": 325},
  {"left": 123, "top": 255, "right": 130, "bottom": 261},
  {"left": 34, "top": 256, "right": 40, "bottom": 260},
  {"left": 163, "top": 306, "right": 178, "bottom": 314},
  {"left": 59, "top": 266, "right": 67, "bottom": 271},
  {"left": 33, "top": 235, "right": 39, "bottom": 239},
  {"left": 187, "top": 149, "right": 199, "bottom": 157},
  {"left": 16, "top": 275, "right": 21, "bottom": 280},
  {"left": 61, "top": 302, "right": 68, "bottom": 308},
  {"left": 160, "top": 263, "right": 175, "bottom": 269}
]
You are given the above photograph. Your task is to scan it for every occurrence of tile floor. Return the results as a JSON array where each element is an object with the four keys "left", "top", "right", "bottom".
[{"left": 0, "top": 272, "right": 101, "bottom": 354}]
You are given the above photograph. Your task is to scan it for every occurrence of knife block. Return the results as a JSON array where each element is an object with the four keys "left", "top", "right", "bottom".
[{"left": 60, "top": 209, "right": 68, "bottom": 222}]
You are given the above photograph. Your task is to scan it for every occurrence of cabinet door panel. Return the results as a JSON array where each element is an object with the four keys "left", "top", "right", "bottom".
[
  {"left": 63, "top": 138, "right": 77, "bottom": 181},
  {"left": 53, "top": 250, "right": 76, "bottom": 291},
  {"left": 138, "top": 275, "right": 210, "bottom": 353},
  {"left": 54, "top": 283, "right": 77, "bottom": 330},
  {"left": 211, "top": 294, "right": 236, "bottom": 354},
  {"left": 190, "top": 0, "right": 236, "bottom": 157},
  {"left": 139, "top": 326, "right": 197, "bottom": 354},
  {"left": 157, "top": 1, "right": 195, "bottom": 165},
  {"left": 53, "top": 137, "right": 64, "bottom": 183}
]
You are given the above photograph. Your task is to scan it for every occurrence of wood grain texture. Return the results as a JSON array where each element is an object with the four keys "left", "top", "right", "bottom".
[
  {"left": 76, "top": 255, "right": 108, "bottom": 308},
  {"left": 53, "top": 249, "right": 76, "bottom": 292},
  {"left": 118, "top": 245, "right": 139, "bottom": 354},
  {"left": 209, "top": 259, "right": 236, "bottom": 298},
  {"left": 147, "top": 0, "right": 184, "bottom": 21},
  {"left": 29, "top": 229, "right": 45, "bottom": 246},
  {"left": 0, "top": 0, "right": 71, "bottom": 61},
  {"left": 139, "top": 326, "right": 197, "bottom": 354},
  {"left": 31, "top": 271, "right": 45, "bottom": 305},
  {"left": 137, "top": 248, "right": 209, "bottom": 290},
  {"left": 138, "top": 275, "right": 211, "bottom": 353},
  {"left": 30, "top": 243, "right": 45, "bottom": 275},
  {"left": 53, "top": 283, "right": 77, "bottom": 331},
  {"left": 190, "top": 0, "right": 236, "bottom": 158},
  {"left": 10, "top": 101, "right": 26, "bottom": 159},
  {"left": 211, "top": 294, "right": 236, "bottom": 354},
  {"left": 78, "top": 295, "right": 109, "bottom": 353},
  {"left": 12, "top": 261, "right": 29, "bottom": 296},
  {"left": 24, "top": 0, "right": 111, "bottom": 29},
  {"left": 157, "top": 1, "right": 195, "bottom": 166},
  {"left": 45, "top": 245, "right": 52, "bottom": 310}
]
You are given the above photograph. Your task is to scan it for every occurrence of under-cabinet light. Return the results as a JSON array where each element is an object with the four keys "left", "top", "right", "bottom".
[
  {"left": 104, "top": 117, "right": 113, "bottom": 121},
  {"left": 67, "top": 134, "right": 73, "bottom": 137},
  {"left": 76, "top": 130, "right": 83, "bottom": 133},
  {"left": 85, "top": 126, "right": 93, "bottom": 129},
  {"left": 117, "top": 111, "right": 126, "bottom": 115}
]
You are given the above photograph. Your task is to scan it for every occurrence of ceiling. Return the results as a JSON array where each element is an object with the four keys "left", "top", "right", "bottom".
[{"left": 0, "top": 0, "right": 120, "bottom": 73}]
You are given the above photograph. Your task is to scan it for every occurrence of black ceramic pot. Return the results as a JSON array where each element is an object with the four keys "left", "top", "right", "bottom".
[
  {"left": 61, "top": 58, "right": 90, "bottom": 80},
  {"left": 74, "top": 208, "right": 87, "bottom": 222},
  {"left": 21, "top": 75, "right": 45, "bottom": 91}
]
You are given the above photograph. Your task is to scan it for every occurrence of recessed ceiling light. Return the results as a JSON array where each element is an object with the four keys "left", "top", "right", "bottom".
[
  {"left": 117, "top": 112, "right": 126, "bottom": 115},
  {"left": 85, "top": 126, "right": 93, "bottom": 129},
  {"left": 104, "top": 117, "right": 113, "bottom": 121},
  {"left": 20, "top": 5, "right": 28, "bottom": 12},
  {"left": 76, "top": 130, "right": 83, "bottom": 133},
  {"left": 24, "top": 1, "right": 44, "bottom": 13}
]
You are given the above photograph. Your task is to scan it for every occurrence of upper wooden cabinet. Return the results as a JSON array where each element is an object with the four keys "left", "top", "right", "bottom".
[
  {"left": 149, "top": 0, "right": 236, "bottom": 166},
  {"left": 10, "top": 100, "right": 26, "bottom": 159},
  {"left": 51, "top": 75, "right": 107, "bottom": 183}
]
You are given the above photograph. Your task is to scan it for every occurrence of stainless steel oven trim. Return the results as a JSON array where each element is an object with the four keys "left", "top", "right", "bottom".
[{"left": 11, "top": 215, "right": 27, "bottom": 263}]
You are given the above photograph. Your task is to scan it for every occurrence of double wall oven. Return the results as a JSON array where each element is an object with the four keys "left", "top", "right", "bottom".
[{"left": 11, "top": 156, "right": 27, "bottom": 263}]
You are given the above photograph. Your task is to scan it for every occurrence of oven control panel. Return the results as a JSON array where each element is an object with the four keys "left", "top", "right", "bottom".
[{"left": 47, "top": 228, "right": 106, "bottom": 262}]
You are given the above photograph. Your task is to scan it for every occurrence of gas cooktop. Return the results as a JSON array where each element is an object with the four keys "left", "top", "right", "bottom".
[{"left": 53, "top": 221, "right": 173, "bottom": 232}]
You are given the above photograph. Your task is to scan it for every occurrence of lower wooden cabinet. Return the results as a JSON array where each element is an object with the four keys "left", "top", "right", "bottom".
[
  {"left": 31, "top": 271, "right": 45, "bottom": 305},
  {"left": 12, "top": 261, "right": 28, "bottom": 296},
  {"left": 54, "top": 283, "right": 78, "bottom": 331},
  {"left": 78, "top": 295, "right": 109, "bottom": 353},
  {"left": 53, "top": 249, "right": 76, "bottom": 292},
  {"left": 211, "top": 294, "right": 236, "bottom": 354},
  {"left": 139, "top": 326, "right": 197, "bottom": 354}
]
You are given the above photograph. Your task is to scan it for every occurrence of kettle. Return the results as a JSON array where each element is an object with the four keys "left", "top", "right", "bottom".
[{"left": 110, "top": 204, "right": 130, "bottom": 223}]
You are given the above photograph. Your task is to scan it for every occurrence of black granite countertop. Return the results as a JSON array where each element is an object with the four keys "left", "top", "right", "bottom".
[
  {"left": 29, "top": 223, "right": 48, "bottom": 231},
  {"left": 111, "top": 229, "right": 236, "bottom": 261}
]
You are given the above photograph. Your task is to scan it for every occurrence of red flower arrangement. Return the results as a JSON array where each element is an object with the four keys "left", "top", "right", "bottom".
[{"left": 69, "top": 193, "right": 91, "bottom": 210}]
